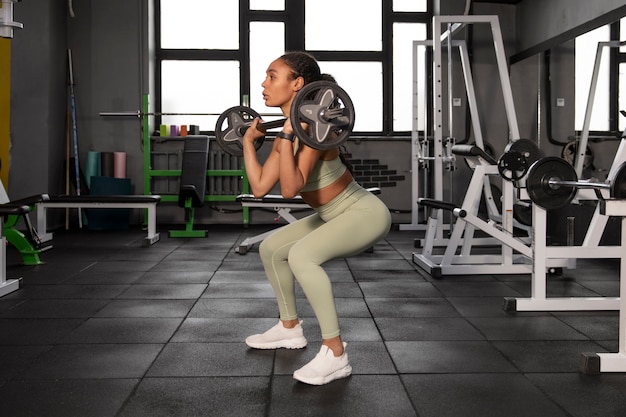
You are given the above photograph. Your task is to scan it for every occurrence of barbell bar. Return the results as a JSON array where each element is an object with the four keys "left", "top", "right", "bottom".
[
  {"left": 214, "top": 80, "right": 355, "bottom": 157},
  {"left": 525, "top": 157, "right": 626, "bottom": 210}
]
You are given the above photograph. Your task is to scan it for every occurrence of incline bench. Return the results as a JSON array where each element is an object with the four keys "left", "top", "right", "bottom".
[
  {"left": 235, "top": 187, "right": 381, "bottom": 254},
  {"left": 36, "top": 195, "right": 162, "bottom": 246}
]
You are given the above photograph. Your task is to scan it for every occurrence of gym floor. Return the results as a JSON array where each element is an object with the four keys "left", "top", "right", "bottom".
[{"left": 0, "top": 224, "right": 625, "bottom": 416}]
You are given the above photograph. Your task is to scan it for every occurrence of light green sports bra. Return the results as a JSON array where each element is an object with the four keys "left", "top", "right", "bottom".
[{"left": 300, "top": 155, "right": 347, "bottom": 192}]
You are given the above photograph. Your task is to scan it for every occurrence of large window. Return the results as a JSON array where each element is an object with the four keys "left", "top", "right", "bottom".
[
  {"left": 575, "top": 17, "right": 626, "bottom": 134},
  {"left": 156, "top": 0, "right": 431, "bottom": 134}
]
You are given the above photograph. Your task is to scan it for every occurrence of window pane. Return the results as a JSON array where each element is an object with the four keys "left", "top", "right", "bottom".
[
  {"left": 575, "top": 25, "right": 610, "bottom": 131},
  {"left": 161, "top": 61, "right": 240, "bottom": 130},
  {"left": 393, "top": 23, "right": 427, "bottom": 131},
  {"left": 250, "top": 22, "right": 285, "bottom": 118},
  {"left": 250, "top": 0, "right": 284, "bottom": 11},
  {"left": 160, "top": 0, "right": 239, "bottom": 49},
  {"left": 321, "top": 62, "right": 383, "bottom": 131},
  {"left": 393, "top": 0, "right": 427, "bottom": 12},
  {"left": 305, "top": 0, "right": 382, "bottom": 51}
]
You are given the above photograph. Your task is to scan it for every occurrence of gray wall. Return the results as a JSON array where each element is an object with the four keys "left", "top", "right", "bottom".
[{"left": 8, "top": 0, "right": 626, "bottom": 233}]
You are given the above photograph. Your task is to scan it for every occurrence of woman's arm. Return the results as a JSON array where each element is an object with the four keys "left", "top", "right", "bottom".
[
  {"left": 242, "top": 118, "right": 281, "bottom": 197},
  {"left": 276, "top": 118, "right": 324, "bottom": 198}
]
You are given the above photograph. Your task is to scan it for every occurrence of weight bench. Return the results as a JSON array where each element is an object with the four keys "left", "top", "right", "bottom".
[
  {"left": 235, "top": 187, "right": 381, "bottom": 254},
  {"left": 0, "top": 204, "right": 32, "bottom": 297},
  {"left": 36, "top": 195, "right": 161, "bottom": 246},
  {"left": 169, "top": 136, "right": 210, "bottom": 238}
]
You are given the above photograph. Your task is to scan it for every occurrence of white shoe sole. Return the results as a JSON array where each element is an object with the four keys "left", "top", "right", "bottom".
[
  {"left": 293, "top": 364, "right": 352, "bottom": 385},
  {"left": 245, "top": 337, "right": 307, "bottom": 350}
]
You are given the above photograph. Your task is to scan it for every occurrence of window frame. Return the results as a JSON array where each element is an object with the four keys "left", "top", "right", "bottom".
[{"left": 154, "top": 0, "right": 433, "bottom": 136}]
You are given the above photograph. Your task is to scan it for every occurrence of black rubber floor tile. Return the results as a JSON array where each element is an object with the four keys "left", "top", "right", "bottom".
[
  {"left": 18, "top": 344, "right": 163, "bottom": 379},
  {"left": 432, "top": 281, "right": 523, "bottom": 297},
  {"left": 146, "top": 342, "right": 274, "bottom": 377},
  {"left": 162, "top": 250, "right": 227, "bottom": 262},
  {"left": 0, "top": 299, "right": 109, "bottom": 318},
  {"left": 376, "top": 317, "right": 484, "bottom": 341},
  {"left": 83, "top": 260, "right": 160, "bottom": 273},
  {"left": 554, "top": 314, "right": 619, "bottom": 340},
  {"left": 352, "top": 269, "right": 427, "bottom": 281},
  {"left": 62, "top": 317, "right": 183, "bottom": 343},
  {"left": 493, "top": 340, "right": 609, "bottom": 372},
  {"left": 118, "top": 376, "right": 269, "bottom": 417},
  {"left": 469, "top": 316, "right": 591, "bottom": 340},
  {"left": 269, "top": 374, "right": 417, "bottom": 417},
  {"left": 63, "top": 270, "right": 145, "bottom": 285},
  {"left": 171, "top": 317, "right": 272, "bottom": 343},
  {"left": 118, "top": 283, "right": 207, "bottom": 299},
  {"left": 154, "top": 260, "right": 222, "bottom": 272},
  {"left": 201, "top": 282, "right": 275, "bottom": 298},
  {"left": 188, "top": 298, "right": 281, "bottom": 318},
  {"left": 578, "top": 280, "right": 620, "bottom": 297},
  {"left": 0, "top": 318, "right": 83, "bottom": 344},
  {"left": 135, "top": 270, "right": 212, "bottom": 284},
  {"left": 366, "top": 297, "right": 460, "bottom": 318},
  {"left": 359, "top": 281, "right": 442, "bottom": 298},
  {"left": 0, "top": 378, "right": 138, "bottom": 417},
  {"left": 208, "top": 270, "right": 267, "bottom": 283},
  {"left": 402, "top": 373, "right": 569, "bottom": 417},
  {"left": 94, "top": 299, "right": 195, "bottom": 318},
  {"left": 527, "top": 373, "right": 626, "bottom": 417},
  {"left": 219, "top": 259, "right": 266, "bottom": 271},
  {"left": 387, "top": 340, "right": 516, "bottom": 373},
  {"left": 3, "top": 284, "right": 130, "bottom": 299},
  {"left": 0, "top": 345, "right": 51, "bottom": 383},
  {"left": 346, "top": 258, "right": 418, "bottom": 271}
]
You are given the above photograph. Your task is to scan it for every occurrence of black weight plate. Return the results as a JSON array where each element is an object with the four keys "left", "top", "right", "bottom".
[
  {"left": 610, "top": 161, "right": 626, "bottom": 199},
  {"left": 505, "top": 139, "right": 543, "bottom": 166},
  {"left": 497, "top": 151, "right": 528, "bottom": 181},
  {"left": 291, "top": 81, "right": 355, "bottom": 150},
  {"left": 214, "top": 106, "right": 265, "bottom": 157},
  {"left": 526, "top": 157, "right": 578, "bottom": 210}
]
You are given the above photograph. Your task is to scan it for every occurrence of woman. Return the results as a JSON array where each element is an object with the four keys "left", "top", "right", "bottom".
[{"left": 242, "top": 51, "right": 391, "bottom": 385}]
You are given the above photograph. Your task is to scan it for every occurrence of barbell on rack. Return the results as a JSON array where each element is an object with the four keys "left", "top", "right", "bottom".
[
  {"left": 214, "top": 80, "right": 355, "bottom": 157},
  {"left": 525, "top": 157, "right": 626, "bottom": 210}
]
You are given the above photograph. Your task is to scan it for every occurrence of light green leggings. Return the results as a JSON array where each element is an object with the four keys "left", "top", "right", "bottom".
[{"left": 259, "top": 182, "right": 392, "bottom": 339}]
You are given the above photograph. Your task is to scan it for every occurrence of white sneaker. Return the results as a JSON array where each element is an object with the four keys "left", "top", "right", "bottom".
[
  {"left": 293, "top": 342, "right": 352, "bottom": 385},
  {"left": 245, "top": 320, "right": 308, "bottom": 349}
]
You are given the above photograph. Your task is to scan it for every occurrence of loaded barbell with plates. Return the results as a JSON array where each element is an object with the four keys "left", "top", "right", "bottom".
[
  {"left": 214, "top": 80, "right": 355, "bottom": 157},
  {"left": 525, "top": 157, "right": 626, "bottom": 210}
]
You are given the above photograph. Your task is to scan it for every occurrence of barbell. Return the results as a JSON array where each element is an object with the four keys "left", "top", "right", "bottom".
[
  {"left": 214, "top": 80, "right": 355, "bottom": 157},
  {"left": 525, "top": 157, "right": 626, "bottom": 210}
]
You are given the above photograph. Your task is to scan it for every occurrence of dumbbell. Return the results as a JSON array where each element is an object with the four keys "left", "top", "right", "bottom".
[{"left": 214, "top": 80, "right": 355, "bottom": 157}]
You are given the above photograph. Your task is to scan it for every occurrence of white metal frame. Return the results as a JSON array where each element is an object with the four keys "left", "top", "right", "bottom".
[
  {"left": 37, "top": 199, "right": 160, "bottom": 246},
  {"left": 0, "top": 215, "right": 20, "bottom": 297},
  {"left": 581, "top": 199, "right": 626, "bottom": 372}
]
